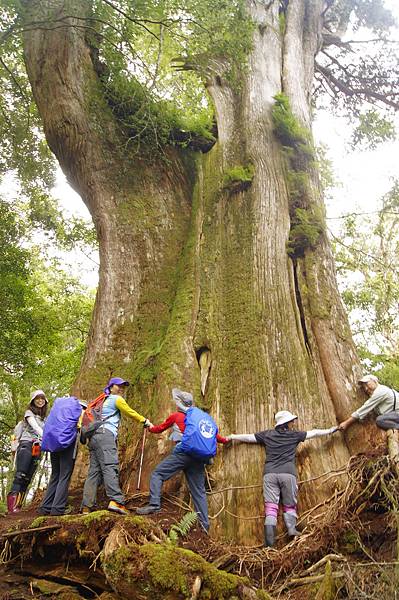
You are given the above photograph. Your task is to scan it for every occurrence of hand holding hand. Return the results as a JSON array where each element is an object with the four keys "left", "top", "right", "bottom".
[{"left": 144, "top": 418, "right": 153, "bottom": 428}]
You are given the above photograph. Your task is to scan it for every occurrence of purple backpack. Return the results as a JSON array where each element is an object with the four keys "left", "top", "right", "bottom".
[{"left": 42, "top": 396, "right": 82, "bottom": 452}]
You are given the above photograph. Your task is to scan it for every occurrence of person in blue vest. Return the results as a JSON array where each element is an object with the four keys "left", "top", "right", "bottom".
[
  {"left": 81, "top": 377, "right": 153, "bottom": 516},
  {"left": 38, "top": 396, "right": 85, "bottom": 516},
  {"left": 136, "top": 388, "right": 228, "bottom": 532}
]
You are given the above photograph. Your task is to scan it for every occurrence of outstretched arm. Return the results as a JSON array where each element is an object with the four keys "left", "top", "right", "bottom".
[
  {"left": 305, "top": 426, "right": 338, "bottom": 440},
  {"left": 115, "top": 396, "right": 153, "bottom": 427},
  {"left": 228, "top": 433, "right": 257, "bottom": 443}
]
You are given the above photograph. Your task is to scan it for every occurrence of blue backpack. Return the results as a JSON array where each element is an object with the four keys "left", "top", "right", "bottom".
[
  {"left": 180, "top": 407, "right": 218, "bottom": 461},
  {"left": 42, "top": 396, "right": 82, "bottom": 452}
]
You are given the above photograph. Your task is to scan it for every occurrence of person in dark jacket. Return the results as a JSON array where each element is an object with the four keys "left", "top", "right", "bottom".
[
  {"left": 136, "top": 388, "right": 228, "bottom": 532},
  {"left": 228, "top": 410, "right": 338, "bottom": 547},
  {"left": 38, "top": 396, "right": 85, "bottom": 516},
  {"left": 7, "top": 390, "right": 48, "bottom": 513}
]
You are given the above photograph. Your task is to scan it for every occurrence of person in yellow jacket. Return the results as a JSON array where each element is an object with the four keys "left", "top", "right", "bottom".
[{"left": 81, "top": 377, "right": 152, "bottom": 515}]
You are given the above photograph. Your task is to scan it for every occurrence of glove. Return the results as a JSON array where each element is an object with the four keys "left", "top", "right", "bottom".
[{"left": 144, "top": 418, "right": 153, "bottom": 428}]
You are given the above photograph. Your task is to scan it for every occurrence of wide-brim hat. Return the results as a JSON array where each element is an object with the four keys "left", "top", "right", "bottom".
[
  {"left": 358, "top": 374, "right": 379, "bottom": 384},
  {"left": 275, "top": 410, "right": 298, "bottom": 427},
  {"left": 30, "top": 389, "right": 48, "bottom": 404}
]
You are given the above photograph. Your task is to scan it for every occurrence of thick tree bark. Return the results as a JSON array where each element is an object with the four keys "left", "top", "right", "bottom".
[{"left": 22, "top": 0, "right": 371, "bottom": 543}]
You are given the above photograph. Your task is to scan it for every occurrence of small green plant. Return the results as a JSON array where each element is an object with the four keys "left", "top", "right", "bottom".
[
  {"left": 272, "top": 94, "right": 314, "bottom": 169},
  {"left": 168, "top": 511, "right": 198, "bottom": 544},
  {"left": 287, "top": 207, "right": 324, "bottom": 257},
  {"left": 223, "top": 163, "right": 255, "bottom": 193}
]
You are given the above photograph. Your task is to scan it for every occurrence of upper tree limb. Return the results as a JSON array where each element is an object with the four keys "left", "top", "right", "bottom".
[{"left": 305, "top": 426, "right": 338, "bottom": 440}]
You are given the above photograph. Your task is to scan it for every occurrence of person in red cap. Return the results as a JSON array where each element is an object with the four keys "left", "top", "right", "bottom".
[
  {"left": 7, "top": 390, "right": 48, "bottom": 513},
  {"left": 228, "top": 410, "right": 338, "bottom": 547},
  {"left": 339, "top": 374, "right": 399, "bottom": 431},
  {"left": 81, "top": 377, "right": 153, "bottom": 515}
]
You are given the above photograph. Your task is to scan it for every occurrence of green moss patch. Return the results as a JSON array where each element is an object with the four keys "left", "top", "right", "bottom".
[
  {"left": 222, "top": 163, "right": 255, "bottom": 193},
  {"left": 104, "top": 541, "right": 252, "bottom": 599}
]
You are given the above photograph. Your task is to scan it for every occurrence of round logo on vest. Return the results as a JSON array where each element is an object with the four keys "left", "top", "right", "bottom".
[{"left": 199, "top": 420, "right": 216, "bottom": 438}]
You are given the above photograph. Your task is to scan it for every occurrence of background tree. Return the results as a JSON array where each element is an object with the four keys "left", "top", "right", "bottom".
[
  {"left": 333, "top": 180, "right": 399, "bottom": 385},
  {"left": 0, "top": 0, "right": 397, "bottom": 541},
  {"left": 0, "top": 196, "right": 94, "bottom": 511}
]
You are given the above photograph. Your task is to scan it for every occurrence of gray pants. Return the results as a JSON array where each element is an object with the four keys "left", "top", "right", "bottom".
[
  {"left": 149, "top": 449, "right": 209, "bottom": 531},
  {"left": 376, "top": 411, "right": 399, "bottom": 430},
  {"left": 263, "top": 472, "right": 298, "bottom": 526},
  {"left": 82, "top": 428, "right": 124, "bottom": 507},
  {"left": 40, "top": 441, "right": 75, "bottom": 515}
]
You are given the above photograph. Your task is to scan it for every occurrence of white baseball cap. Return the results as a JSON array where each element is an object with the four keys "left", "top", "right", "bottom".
[
  {"left": 275, "top": 410, "right": 298, "bottom": 427},
  {"left": 358, "top": 374, "right": 379, "bottom": 384}
]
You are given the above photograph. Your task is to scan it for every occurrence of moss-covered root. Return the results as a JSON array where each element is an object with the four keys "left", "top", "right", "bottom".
[{"left": 103, "top": 539, "right": 270, "bottom": 600}]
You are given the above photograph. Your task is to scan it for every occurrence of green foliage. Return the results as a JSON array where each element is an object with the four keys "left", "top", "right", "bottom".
[
  {"left": 168, "top": 511, "right": 198, "bottom": 544},
  {"left": 272, "top": 94, "right": 323, "bottom": 256},
  {"left": 87, "top": 0, "right": 253, "bottom": 154},
  {"left": 272, "top": 94, "right": 313, "bottom": 153},
  {"left": 287, "top": 207, "right": 325, "bottom": 257},
  {"left": 333, "top": 181, "right": 399, "bottom": 376},
  {"left": 0, "top": 2, "right": 56, "bottom": 199},
  {"left": 0, "top": 194, "right": 94, "bottom": 490},
  {"left": 352, "top": 109, "right": 396, "bottom": 150},
  {"left": 222, "top": 163, "right": 255, "bottom": 193}
]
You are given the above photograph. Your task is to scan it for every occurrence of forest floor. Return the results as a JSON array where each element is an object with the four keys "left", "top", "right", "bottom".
[{"left": 1, "top": 449, "right": 399, "bottom": 600}]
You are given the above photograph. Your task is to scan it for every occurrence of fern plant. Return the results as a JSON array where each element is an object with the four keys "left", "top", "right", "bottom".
[{"left": 168, "top": 511, "right": 198, "bottom": 544}]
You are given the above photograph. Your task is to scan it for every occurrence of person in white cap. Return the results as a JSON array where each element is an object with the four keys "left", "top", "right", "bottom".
[
  {"left": 7, "top": 390, "right": 48, "bottom": 513},
  {"left": 339, "top": 374, "right": 399, "bottom": 431},
  {"left": 228, "top": 410, "right": 338, "bottom": 547}
]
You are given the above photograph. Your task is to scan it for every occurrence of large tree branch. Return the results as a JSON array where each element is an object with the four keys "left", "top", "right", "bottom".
[{"left": 315, "top": 61, "right": 399, "bottom": 109}]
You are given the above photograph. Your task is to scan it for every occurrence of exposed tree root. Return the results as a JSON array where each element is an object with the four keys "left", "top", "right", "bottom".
[{"left": 1, "top": 446, "right": 399, "bottom": 599}]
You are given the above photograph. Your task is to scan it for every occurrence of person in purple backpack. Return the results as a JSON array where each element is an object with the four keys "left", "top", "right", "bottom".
[
  {"left": 38, "top": 396, "right": 85, "bottom": 516},
  {"left": 136, "top": 388, "right": 228, "bottom": 532}
]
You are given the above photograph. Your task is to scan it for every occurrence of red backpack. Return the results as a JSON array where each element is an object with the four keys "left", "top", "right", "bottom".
[{"left": 80, "top": 393, "right": 117, "bottom": 443}]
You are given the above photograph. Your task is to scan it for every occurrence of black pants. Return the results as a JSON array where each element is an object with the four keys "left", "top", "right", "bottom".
[
  {"left": 10, "top": 441, "right": 39, "bottom": 494},
  {"left": 40, "top": 442, "right": 76, "bottom": 515}
]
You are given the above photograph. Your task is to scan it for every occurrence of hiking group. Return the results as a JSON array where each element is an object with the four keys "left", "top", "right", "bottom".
[{"left": 7, "top": 373, "right": 399, "bottom": 547}]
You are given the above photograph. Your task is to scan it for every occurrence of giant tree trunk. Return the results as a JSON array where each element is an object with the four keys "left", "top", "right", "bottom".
[{"left": 23, "top": 0, "right": 373, "bottom": 543}]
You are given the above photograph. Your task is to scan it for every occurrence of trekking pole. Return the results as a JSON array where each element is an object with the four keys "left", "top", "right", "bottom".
[{"left": 137, "top": 427, "right": 147, "bottom": 490}]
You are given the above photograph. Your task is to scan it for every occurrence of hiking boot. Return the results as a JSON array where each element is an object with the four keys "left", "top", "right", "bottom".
[
  {"left": 136, "top": 504, "right": 161, "bottom": 515},
  {"left": 264, "top": 525, "right": 276, "bottom": 547},
  {"left": 283, "top": 513, "right": 301, "bottom": 538},
  {"left": 108, "top": 501, "right": 129, "bottom": 516},
  {"left": 7, "top": 493, "right": 19, "bottom": 514}
]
